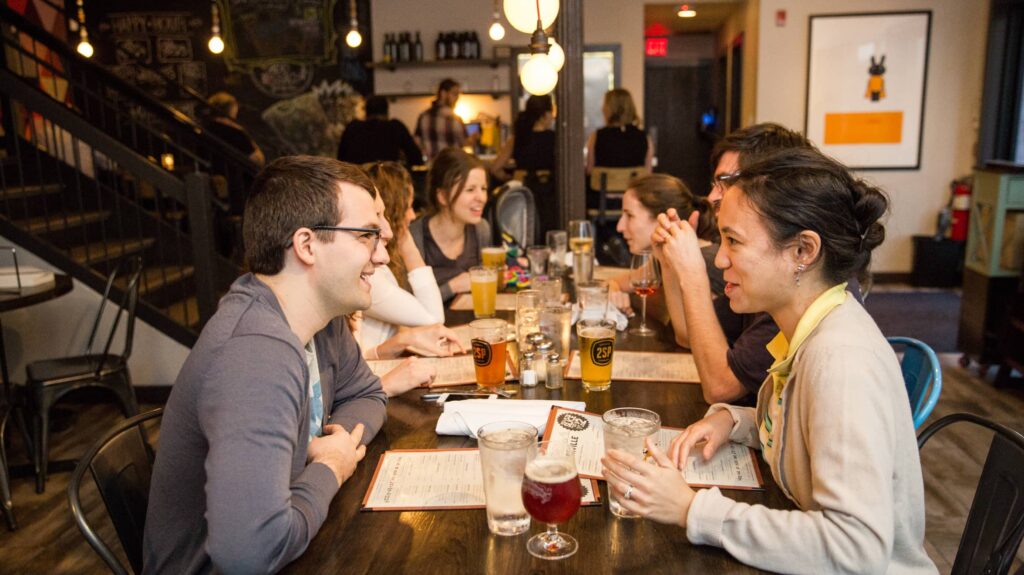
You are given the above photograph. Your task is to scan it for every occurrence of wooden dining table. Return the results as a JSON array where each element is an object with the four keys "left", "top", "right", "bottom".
[{"left": 285, "top": 293, "right": 792, "bottom": 574}]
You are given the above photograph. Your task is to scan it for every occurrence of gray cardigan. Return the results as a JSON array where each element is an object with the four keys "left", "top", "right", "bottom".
[
  {"left": 143, "top": 274, "right": 387, "bottom": 575},
  {"left": 409, "top": 216, "right": 492, "bottom": 301}
]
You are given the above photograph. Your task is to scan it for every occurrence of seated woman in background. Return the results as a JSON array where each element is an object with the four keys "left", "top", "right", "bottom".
[
  {"left": 409, "top": 148, "right": 493, "bottom": 303},
  {"left": 602, "top": 148, "right": 936, "bottom": 574},
  {"left": 586, "top": 88, "right": 653, "bottom": 174},
  {"left": 607, "top": 174, "right": 721, "bottom": 319},
  {"left": 490, "top": 94, "right": 555, "bottom": 181}
]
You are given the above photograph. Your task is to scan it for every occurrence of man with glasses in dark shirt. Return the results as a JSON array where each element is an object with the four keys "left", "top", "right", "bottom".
[{"left": 144, "top": 156, "right": 389, "bottom": 574}]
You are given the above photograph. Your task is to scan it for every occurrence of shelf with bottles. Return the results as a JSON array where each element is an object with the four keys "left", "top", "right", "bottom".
[{"left": 369, "top": 58, "right": 508, "bottom": 72}]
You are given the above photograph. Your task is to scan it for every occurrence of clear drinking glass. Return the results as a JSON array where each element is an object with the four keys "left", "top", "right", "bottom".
[
  {"left": 539, "top": 305, "right": 571, "bottom": 356},
  {"left": 515, "top": 290, "right": 542, "bottom": 347},
  {"left": 576, "top": 280, "right": 609, "bottom": 321},
  {"left": 521, "top": 440, "right": 581, "bottom": 560},
  {"left": 526, "top": 245, "right": 551, "bottom": 279},
  {"left": 533, "top": 277, "right": 563, "bottom": 307},
  {"left": 568, "top": 220, "right": 594, "bottom": 284},
  {"left": 546, "top": 230, "right": 568, "bottom": 278},
  {"left": 629, "top": 251, "right": 661, "bottom": 336},
  {"left": 478, "top": 421, "right": 538, "bottom": 536},
  {"left": 602, "top": 408, "right": 661, "bottom": 518}
]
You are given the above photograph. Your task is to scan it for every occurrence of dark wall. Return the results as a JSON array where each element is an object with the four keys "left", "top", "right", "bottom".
[{"left": 83, "top": 0, "right": 373, "bottom": 159}]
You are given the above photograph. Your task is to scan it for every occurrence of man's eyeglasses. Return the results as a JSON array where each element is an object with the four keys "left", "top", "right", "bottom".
[
  {"left": 289, "top": 225, "right": 382, "bottom": 253},
  {"left": 710, "top": 171, "right": 742, "bottom": 192}
]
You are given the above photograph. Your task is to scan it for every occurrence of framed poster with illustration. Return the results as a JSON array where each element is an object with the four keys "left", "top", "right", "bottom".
[{"left": 804, "top": 11, "right": 931, "bottom": 170}]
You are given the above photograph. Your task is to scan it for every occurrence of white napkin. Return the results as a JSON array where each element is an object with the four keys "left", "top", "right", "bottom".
[
  {"left": 569, "top": 302, "right": 629, "bottom": 331},
  {"left": 435, "top": 399, "right": 586, "bottom": 438}
]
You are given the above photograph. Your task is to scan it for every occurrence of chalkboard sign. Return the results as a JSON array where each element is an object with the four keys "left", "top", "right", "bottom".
[{"left": 222, "top": 0, "right": 337, "bottom": 65}]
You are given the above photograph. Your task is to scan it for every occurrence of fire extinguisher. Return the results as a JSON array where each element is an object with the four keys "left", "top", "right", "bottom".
[{"left": 949, "top": 178, "right": 972, "bottom": 241}]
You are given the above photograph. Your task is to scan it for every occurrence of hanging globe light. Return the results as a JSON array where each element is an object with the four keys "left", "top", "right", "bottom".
[
  {"left": 346, "top": 28, "right": 362, "bottom": 48},
  {"left": 489, "top": 20, "right": 506, "bottom": 41},
  {"left": 503, "top": 0, "right": 558, "bottom": 34},
  {"left": 547, "top": 38, "right": 564, "bottom": 71},
  {"left": 520, "top": 53, "right": 557, "bottom": 95},
  {"left": 208, "top": 34, "right": 224, "bottom": 54}
]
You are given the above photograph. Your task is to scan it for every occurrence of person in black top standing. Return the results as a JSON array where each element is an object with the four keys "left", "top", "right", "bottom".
[
  {"left": 586, "top": 88, "right": 653, "bottom": 173},
  {"left": 337, "top": 96, "right": 424, "bottom": 168},
  {"left": 490, "top": 94, "right": 556, "bottom": 180},
  {"left": 206, "top": 92, "right": 265, "bottom": 167}
]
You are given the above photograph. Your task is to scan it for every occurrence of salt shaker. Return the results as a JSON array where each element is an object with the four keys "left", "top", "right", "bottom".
[
  {"left": 519, "top": 349, "right": 538, "bottom": 387},
  {"left": 545, "top": 352, "right": 564, "bottom": 389},
  {"left": 534, "top": 338, "right": 554, "bottom": 384}
]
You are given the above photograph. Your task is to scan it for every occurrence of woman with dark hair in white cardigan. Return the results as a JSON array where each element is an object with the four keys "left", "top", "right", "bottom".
[{"left": 603, "top": 148, "right": 937, "bottom": 574}]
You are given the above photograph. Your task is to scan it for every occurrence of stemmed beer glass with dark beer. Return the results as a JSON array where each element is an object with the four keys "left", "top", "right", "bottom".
[{"left": 520, "top": 440, "right": 581, "bottom": 560}]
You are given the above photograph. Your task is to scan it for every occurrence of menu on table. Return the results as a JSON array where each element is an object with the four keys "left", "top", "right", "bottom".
[
  {"left": 542, "top": 406, "right": 763, "bottom": 490},
  {"left": 362, "top": 448, "right": 602, "bottom": 511},
  {"left": 366, "top": 355, "right": 514, "bottom": 387},
  {"left": 449, "top": 292, "right": 519, "bottom": 311},
  {"left": 564, "top": 350, "right": 700, "bottom": 383}
]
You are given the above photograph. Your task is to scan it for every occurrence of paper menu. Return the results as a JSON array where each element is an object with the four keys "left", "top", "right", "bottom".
[
  {"left": 361, "top": 449, "right": 601, "bottom": 511},
  {"left": 449, "top": 292, "right": 519, "bottom": 311},
  {"left": 542, "top": 407, "right": 763, "bottom": 490},
  {"left": 366, "top": 355, "right": 514, "bottom": 387},
  {"left": 564, "top": 350, "right": 700, "bottom": 383}
]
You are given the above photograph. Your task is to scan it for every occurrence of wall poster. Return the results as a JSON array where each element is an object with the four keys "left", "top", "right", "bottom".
[{"left": 804, "top": 11, "right": 931, "bottom": 170}]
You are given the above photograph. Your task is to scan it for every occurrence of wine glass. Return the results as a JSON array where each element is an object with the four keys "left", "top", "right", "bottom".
[
  {"left": 521, "top": 440, "right": 581, "bottom": 560},
  {"left": 629, "top": 251, "right": 661, "bottom": 336},
  {"left": 568, "top": 220, "right": 594, "bottom": 283}
]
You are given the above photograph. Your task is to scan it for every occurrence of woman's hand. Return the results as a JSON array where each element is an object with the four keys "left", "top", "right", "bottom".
[
  {"left": 447, "top": 272, "right": 472, "bottom": 294},
  {"left": 668, "top": 410, "right": 735, "bottom": 470},
  {"left": 651, "top": 209, "right": 707, "bottom": 286},
  {"left": 380, "top": 357, "right": 437, "bottom": 397},
  {"left": 601, "top": 438, "right": 696, "bottom": 527},
  {"left": 398, "top": 324, "right": 466, "bottom": 357}
]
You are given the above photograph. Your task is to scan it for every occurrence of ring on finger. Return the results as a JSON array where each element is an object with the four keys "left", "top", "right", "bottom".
[{"left": 624, "top": 485, "right": 634, "bottom": 500}]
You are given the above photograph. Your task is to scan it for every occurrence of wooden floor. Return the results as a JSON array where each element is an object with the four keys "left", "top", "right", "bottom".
[{"left": 0, "top": 363, "right": 1022, "bottom": 574}]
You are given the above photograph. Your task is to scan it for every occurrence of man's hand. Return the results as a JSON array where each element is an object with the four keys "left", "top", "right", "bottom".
[
  {"left": 381, "top": 356, "right": 437, "bottom": 397},
  {"left": 651, "top": 209, "right": 707, "bottom": 287},
  {"left": 307, "top": 423, "right": 366, "bottom": 486}
]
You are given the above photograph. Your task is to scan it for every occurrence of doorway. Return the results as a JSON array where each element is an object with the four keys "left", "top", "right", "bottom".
[{"left": 644, "top": 62, "right": 715, "bottom": 192}]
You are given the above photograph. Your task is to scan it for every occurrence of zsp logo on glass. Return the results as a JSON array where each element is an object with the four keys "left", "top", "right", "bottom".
[
  {"left": 589, "top": 340, "right": 613, "bottom": 366},
  {"left": 472, "top": 340, "right": 492, "bottom": 366}
]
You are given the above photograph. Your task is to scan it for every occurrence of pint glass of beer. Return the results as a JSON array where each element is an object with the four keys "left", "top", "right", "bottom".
[
  {"left": 471, "top": 318, "right": 508, "bottom": 390},
  {"left": 577, "top": 318, "right": 615, "bottom": 391},
  {"left": 481, "top": 246, "right": 507, "bottom": 271},
  {"left": 469, "top": 266, "right": 498, "bottom": 318}
]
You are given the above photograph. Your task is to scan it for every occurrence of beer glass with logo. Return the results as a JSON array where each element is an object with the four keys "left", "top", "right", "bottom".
[
  {"left": 471, "top": 318, "right": 508, "bottom": 390},
  {"left": 577, "top": 318, "right": 615, "bottom": 391},
  {"left": 478, "top": 421, "right": 537, "bottom": 536},
  {"left": 602, "top": 408, "right": 661, "bottom": 518},
  {"left": 521, "top": 440, "right": 581, "bottom": 560},
  {"left": 469, "top": 266, "right": 498, "bottom": 318}
]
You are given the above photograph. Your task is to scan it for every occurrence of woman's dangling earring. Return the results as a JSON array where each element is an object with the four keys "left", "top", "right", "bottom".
[{"left": 794, "top": 263, "right": 807, "bottom": 286}]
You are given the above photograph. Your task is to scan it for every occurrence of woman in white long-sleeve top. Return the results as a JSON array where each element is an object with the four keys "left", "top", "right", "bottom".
[{"left": 602, "top": 147, "right": 937, "bottom": 575}]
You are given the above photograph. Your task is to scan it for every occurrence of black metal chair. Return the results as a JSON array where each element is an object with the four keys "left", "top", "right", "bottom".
[
  {"left": 0, "top": 398, "right": 14, "bottom": 530},
  {"left": 68, "top": 407, "right": 162, "bottom": 575},
  {"left": 21, "top": 255, "right": 143, "bottom": 493},
  {"left": 918, "top": 413, "right": 1024, "bottom": 575}
]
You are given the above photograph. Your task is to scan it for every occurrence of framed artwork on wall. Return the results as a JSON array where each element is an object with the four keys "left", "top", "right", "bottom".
[{"left": 804, "top": 11, "right": 932, "bottom": 170}]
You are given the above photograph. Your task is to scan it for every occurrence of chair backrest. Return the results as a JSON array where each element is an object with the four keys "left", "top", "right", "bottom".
[
  {"left": 887, "top": 336, "right": 942, "bottom": 429},
  {"left": 918, "top": 413, "right": 1024, "bottom": 575},
  {"left": 589, "top": 166, "right": 645, "bottom": 194},
  {"left": 493, "top": 183, "right": 537, "bottom": 248},
  {"left": 85, "top": 256, "right": 144, "bottom": 370},
  {"left": 68, "top": 408, "right": 162, "bottom": 575}
]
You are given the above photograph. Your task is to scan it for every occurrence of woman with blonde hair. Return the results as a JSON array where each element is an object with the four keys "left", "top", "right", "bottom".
[{"left": 585, "top": 88, "right": 653, "bottom": 174}]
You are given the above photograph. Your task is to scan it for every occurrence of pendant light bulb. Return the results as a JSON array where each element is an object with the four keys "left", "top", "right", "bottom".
[
  {"left": 520, "top": 53, "right": 557, "bottom": 96},
  {"left": 489, "top": 20, "right": 506, "bottom": 41},
  {"left": 547, "top": 38, "right": 564, "bottom": 71},
  {"left": 208, "top": 34, "right": 224, "bottom": 54},
  {"left": 346, "top": 28, "right": 362, "bottom": 48},
  {"left": 504, "top": 0, "right": 559, "bottom": 34},
  {"left": 76, "top": 37, "right": 94, "bottom": 58}
]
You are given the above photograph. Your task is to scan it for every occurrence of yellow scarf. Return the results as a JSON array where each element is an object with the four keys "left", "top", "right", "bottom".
[{"left": 759, "top": 282, "right": 848, "bottom": 455}]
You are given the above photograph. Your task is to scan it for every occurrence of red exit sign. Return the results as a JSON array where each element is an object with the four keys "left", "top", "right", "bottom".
[{"left": 645, "top": 37, "right": 667, "bottom": 57}]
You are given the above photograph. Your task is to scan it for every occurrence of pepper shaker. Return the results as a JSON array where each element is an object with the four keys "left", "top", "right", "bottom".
[{"left": 545, "top": 352, "right": 564, "bottom": 389}]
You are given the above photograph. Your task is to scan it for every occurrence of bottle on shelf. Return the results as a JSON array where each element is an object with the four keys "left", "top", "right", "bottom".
[
  {"left": 448, "top": 32, "right": 460, "bottom": 60},
  {"left": 414, "top": 31, "right": 423, "bottom": 62},
  {"left": 400, "top": 32, "right": 412, "bottom": 62},
  {"left": 436, "top": 32, "right": 447, "bottom": 60},
  {"left": 471, "top": 31, "right": 480, "bottom": 59},
  {"left": 382, "top": 33, "right": 392, "bottom": 63}
]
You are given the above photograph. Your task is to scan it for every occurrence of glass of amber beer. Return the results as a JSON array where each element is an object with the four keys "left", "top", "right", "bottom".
[
  {"left": 577, "top": 318, "right": 616, "bottom": 391},
  {"left": 521, "top": 440, "right": 581, "bottom": 560},
  {"left": 469, "top": 266, "right": 498, "bottom": 318},
  {"left": 471, "top": 318, "right": 508, "bottom": 390},
  {"left": 481, "top": 246, "right": 507, "bottom": 272}
]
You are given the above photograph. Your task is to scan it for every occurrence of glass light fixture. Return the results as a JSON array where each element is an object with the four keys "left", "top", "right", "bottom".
[
  {"left": 504, "top": 0, "right": 558, "bottom": 34},
  {"left": 489, "top": 0, "right": 506, "bottom": 41},
  {"left": 208, "top": 3, "right": 224, "bottom": 54},
  {"left": 547, "top": 37, "right": 564, "bottom": 72},
  {"left": 677, "top": 4, "right": 697, "bottom": 18},
  {"left": 345, "top": 0, "right": 362, "bottom": 48},
  {"left": 74, "top": 0, "right": 93, "bottom": 58},
  {"left": 521, "top": 53, "right": 557, "bottom": 95}
]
